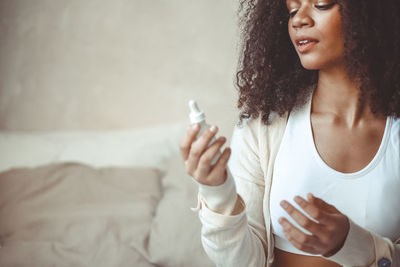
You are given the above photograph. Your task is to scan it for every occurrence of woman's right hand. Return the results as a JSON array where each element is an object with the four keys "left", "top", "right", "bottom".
[{"left": 180, "top": 123, "right": 231, "bottom": 186}]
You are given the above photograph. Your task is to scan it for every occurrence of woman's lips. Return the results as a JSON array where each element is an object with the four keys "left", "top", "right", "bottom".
[{"left": 296, "top": 40, "right": 318, "bottom": 54}]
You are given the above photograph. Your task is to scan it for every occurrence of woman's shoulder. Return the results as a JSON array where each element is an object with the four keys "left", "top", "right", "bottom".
[
  {"left": 232, "top": 112, "right": 288, "bottom": 146},
  {"left": 235, "top": 112, "right": 288, "bottom": 130}
]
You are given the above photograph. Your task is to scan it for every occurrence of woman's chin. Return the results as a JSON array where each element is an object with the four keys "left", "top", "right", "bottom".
[
  {"left": 299, "top": 58, "right": 322, "bottom": 70},
  {"left": 298, "top": 55, "right": 344, "bottom": 71}
]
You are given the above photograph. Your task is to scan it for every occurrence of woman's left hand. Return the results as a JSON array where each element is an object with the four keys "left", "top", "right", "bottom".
[{"left": 279, "top": 193, "right": 350, "bottom": 257}]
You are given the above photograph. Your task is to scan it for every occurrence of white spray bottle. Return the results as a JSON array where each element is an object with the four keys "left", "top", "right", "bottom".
[
  {"left": 188, "top": 100, "right": 221, "bottom": 165},
  {"left": 188, "top": 100, "right": 237, "bottom": 215}
]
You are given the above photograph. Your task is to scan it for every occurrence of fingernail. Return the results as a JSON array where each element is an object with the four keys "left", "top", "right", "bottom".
[
  {"left": 294, "top": 196, "right": 303, "bottom": 204},
  {"left": 210, "top": 125, "right": 216, "bottom": 132},
  {"left": 280, "top": 201, "right": 288, "bottom": 209}
]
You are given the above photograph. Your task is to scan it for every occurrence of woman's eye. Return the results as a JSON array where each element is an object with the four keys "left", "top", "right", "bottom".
[
  {"left": 288, "top": 1, "right": 336, "bottom": 18},
  {"left": 314, "top": 2, "right": 336, "bottom": 10},
  {"left": 289, "top": 10, "right": 298, "bottom": 17}
]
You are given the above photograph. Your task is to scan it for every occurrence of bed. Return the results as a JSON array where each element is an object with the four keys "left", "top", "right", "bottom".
[{"left": 0, "top": 122, "right": 217, "bottom": 267}]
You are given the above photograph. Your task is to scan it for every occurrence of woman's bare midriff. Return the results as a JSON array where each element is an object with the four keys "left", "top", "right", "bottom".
[{"left": 272, "top": 247, "right": 342, "bottom": 267}]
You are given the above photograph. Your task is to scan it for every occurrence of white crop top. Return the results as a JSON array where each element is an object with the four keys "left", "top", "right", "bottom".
[{"left": 270, "top": 95, "right": 400, "bottom": 256}]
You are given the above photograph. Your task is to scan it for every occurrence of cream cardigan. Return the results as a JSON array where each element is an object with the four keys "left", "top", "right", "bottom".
[{"left": 194, "top": 112, "right": 400, "bottom": 267}]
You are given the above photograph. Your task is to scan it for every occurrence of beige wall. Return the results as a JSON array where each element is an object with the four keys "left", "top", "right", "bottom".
[{"left": 0, "top": 0, "right": 240, "bottom": 136}]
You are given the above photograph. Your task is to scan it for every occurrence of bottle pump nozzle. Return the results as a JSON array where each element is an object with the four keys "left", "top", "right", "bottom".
[{"left": 188, "top": 100, "right": 205, "bottom": 123}]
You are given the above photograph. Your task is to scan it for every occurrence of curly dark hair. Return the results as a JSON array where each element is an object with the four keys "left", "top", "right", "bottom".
[{"left": 235, "top": 0, "right": 400, "bottom": 126}]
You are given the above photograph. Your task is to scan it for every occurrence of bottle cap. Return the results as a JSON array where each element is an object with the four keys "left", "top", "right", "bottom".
[{"left": 188, "top": 100, "right": 205, "bottom": 123}]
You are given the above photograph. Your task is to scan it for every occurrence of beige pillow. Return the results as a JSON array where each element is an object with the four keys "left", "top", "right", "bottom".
[
  {"left": 0, "top": 121, "right": 186, "bottom": 173},
  {"left": 0, "top": 162, "right": 162, "bottom": 267},
  {"left": 148, "top": 155, "right": 215, "bottom": 267}
]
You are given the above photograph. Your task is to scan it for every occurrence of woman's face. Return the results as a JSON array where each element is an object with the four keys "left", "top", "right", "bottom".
[{"left": 286, "top": 0, "right": 344, "bottom": 70}]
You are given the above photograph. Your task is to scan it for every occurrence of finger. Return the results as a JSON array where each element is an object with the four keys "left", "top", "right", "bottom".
[
  {"left": 286, "top": 236, "right": 320, "bottom": 254},
  {"left": 280, "top": 200, "right": 325, "bottom": 236},
  {"left": 284, "top": 232, "right": 320, "bottom": 254},
  {"left": 307, "top": 193, "right": 341, "bottom": 214},
  {"left": 195, "top": 136, "right": 227, "bottom": 179},
  {"left": 180, "top": 123, "right": 200, "bottom": 162},
  {"left": 186, "top": 125, "right": 218, "bottom": 174},
  {"left": 208, "top": 147, "right": 231, "bottom": 184},
  {"left": 279, "top": 217, "right": 320, "bottom": 254},
  {"left": 293, "top": 196, "right": 331, "bottom": 226}
]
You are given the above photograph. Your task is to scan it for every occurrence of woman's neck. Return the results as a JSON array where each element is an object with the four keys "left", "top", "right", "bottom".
[{"left": 312, "top": 67, "right": 379, "bottom": 128}]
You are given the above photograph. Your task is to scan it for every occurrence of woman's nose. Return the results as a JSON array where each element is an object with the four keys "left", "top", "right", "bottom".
[{"left": 291, "top": 7, "right": 314, "bottom": 29}]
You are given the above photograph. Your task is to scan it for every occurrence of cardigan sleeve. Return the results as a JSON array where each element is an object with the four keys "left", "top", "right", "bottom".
[
  {"left": 194, "top": 118, "right": 269, "bottom": 267},
  {"left": 322, "top": 217, "right": 400, "bottom": 267}
]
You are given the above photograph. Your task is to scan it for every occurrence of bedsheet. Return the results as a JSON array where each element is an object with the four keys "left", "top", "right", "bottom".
[{"left": 0, "top": 156, "right": 214, "bottom": 267}]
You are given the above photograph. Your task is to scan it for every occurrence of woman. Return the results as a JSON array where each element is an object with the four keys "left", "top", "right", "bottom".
[{"left": 180, "top": 0, "right": 400, "bottom": 266}]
